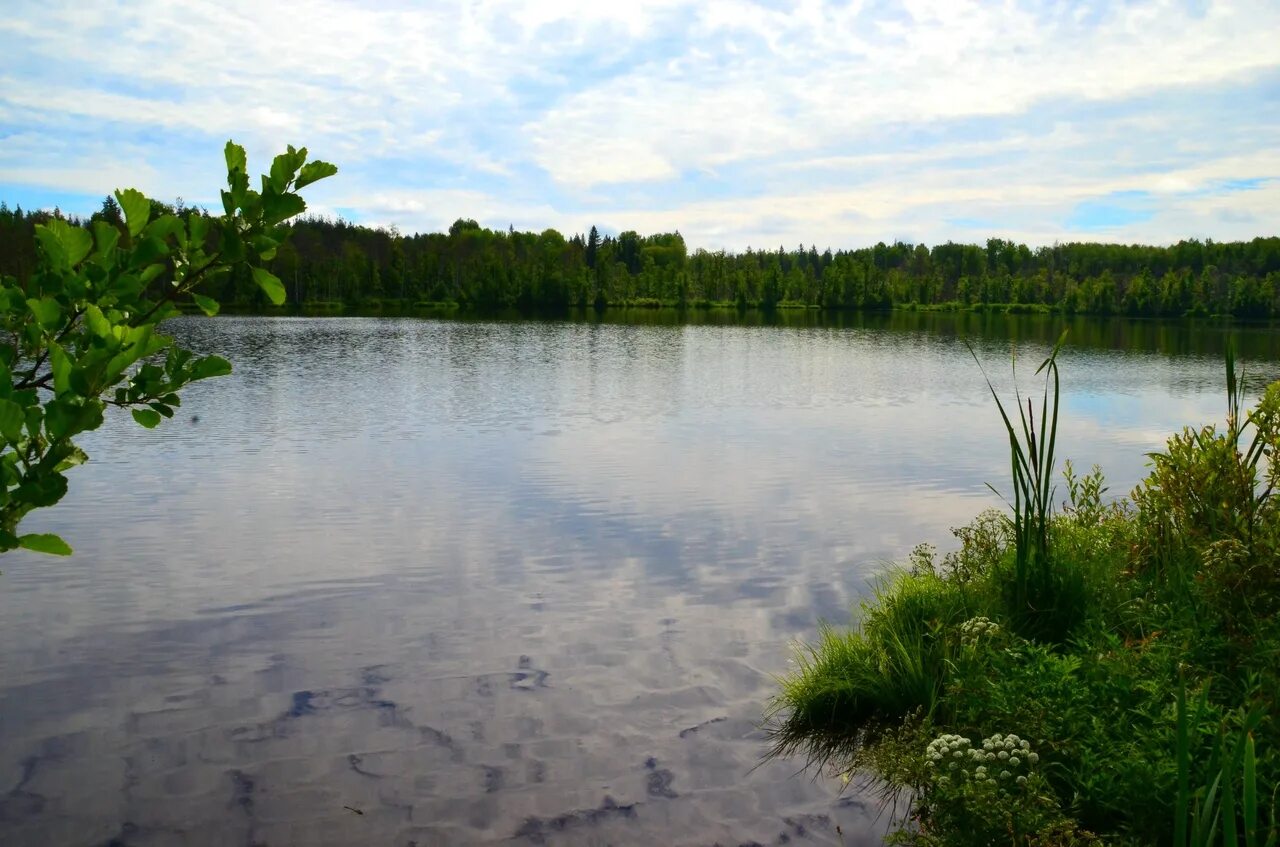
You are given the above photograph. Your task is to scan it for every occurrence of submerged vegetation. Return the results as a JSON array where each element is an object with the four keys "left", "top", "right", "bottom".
[
  {"left": 767, "top": 345, "right": 1280, "bottom": 845},
  {"left": 2, "top": 208, "right": 1279, "bottom": 318}
]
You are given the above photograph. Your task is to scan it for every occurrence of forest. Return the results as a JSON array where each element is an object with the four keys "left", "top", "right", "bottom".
[{"left": 3, "top": 198, "right": 1280, "bottom": 318}]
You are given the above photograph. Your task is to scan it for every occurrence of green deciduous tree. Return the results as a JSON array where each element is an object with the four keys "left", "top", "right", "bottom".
[{"left": 0, "top": 141, "right": 336, "bottom": 556}]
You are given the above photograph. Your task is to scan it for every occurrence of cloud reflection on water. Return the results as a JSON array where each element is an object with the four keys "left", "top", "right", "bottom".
[{"left": 0, "top": 315, "right": 1270, "bottom": 845}]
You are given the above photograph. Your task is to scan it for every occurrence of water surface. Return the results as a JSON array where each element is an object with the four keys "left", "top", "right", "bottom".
[{"left": 1, "top": 314, "right": 1276, "bottom": 846}]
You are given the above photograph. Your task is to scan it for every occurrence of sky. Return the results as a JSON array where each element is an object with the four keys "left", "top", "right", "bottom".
[{"left": 1, "top": 0, "right": 1278, "bottom": 251}]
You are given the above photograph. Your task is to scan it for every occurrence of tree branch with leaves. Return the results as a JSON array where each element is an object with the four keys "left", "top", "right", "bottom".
[{"left": 0, "top": 141, "right": 336, "bottom": 555}]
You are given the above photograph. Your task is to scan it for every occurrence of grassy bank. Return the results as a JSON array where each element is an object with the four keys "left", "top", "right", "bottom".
[{"left": 767, "top": 345, "right": 1280, "bottom": 845}]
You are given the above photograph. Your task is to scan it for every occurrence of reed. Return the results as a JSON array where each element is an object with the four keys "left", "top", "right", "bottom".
[
  {"left": 969, "top": 332, "right": 1085, "bottom": 641},
  {"left": 1176, "top": 687, "right": 1276, "bottom": 847}
]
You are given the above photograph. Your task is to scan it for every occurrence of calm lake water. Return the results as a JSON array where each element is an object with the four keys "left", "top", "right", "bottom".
[{"left": 2, "top": 313, "right": 1278, "bottom": 846}]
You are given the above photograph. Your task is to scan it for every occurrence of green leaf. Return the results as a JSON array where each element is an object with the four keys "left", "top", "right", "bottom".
[
  {"left": 53, "top": 446, "right": 89, "bottom": 472},
  {"left": 104, "top": 326, "right": 168, "bottom": 379},
  {"left": 69, "top": 366, "right": 94, "bottom": 397},
  {"left": 18, "top": 533, "right": 72, "bottom": 556},
  {"left": 26, "top": 297, "right": 63, "bottom": 330},
  {"left": 85, "top": 304, "right": 112, "bottom": 338},
  {"left": 219, "top": 226, "right": 246, "bottom": 262},
  {"left": 139, "top": 262, "right": 167, "bottom": 284},
  {"left": 114, "top": 188, "right": 151, "bottom": 238},
  {"left": 106, "top": 272, "right": 143, "bottom": 300},
  {"left": 0, "top": 398, "right": 25, "bottom": 442},
  {"left": 132, "top": 235, "right": 170, "bottom": 267},
  {"left": 132, "top": 408, "right": 162, "bottom": 428},
  {"left": 294, "top": 160, "right": 338, "bottom": 190},
  {"left": 188, "top": 212, "right": 209, "bottom": 247},
  {"left": 225, "top": 140, "right": 247, "bottom": 177},
  {"left": 33, "top": 224, "right": 68, "bottom": 269},
  {"left": 144, "top": 214, "right": 185, "bottom": 243},
  {"left": 191, "top": 355, "right": 232, "bottom": 380},
  {"left": 269, "top": 146, "right": 307, "bottom": 192},
  {"left": 22, "top": 403, "right": 42, "bottom": 439},
  {"left": 192, "top": 294, "right": 220, "bottom": 316},
  {"left": 16, "top": 472, "right": 67, "bottom": 508},
  {"left": 38, "top": 220, "right": 94, "bottom": 267},
  {"left": 261, "top": 192, "right": 306, "bottom": 226},
  {"left": 91, "top": 220, "right": 120, "bottom": 261},
  {"left": 252, "top": 267, "right": 287, "bottom": 305},
  {"left": 49, "top": 343, "right": 71, "bottom": 395},
  {"left": 45, "top": 399, "right": 103, "bottom": 439}
]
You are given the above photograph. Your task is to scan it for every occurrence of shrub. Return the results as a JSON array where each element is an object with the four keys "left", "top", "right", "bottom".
[{"left": 767, "top": 347, "right": 1280, "bottom": 845}]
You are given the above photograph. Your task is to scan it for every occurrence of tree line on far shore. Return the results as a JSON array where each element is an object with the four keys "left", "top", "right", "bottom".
[{"left": 4, "top": 199, "right": 1280, "bottom": 318}]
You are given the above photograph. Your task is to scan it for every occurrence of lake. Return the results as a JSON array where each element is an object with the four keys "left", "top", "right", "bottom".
[{"left": 2, "top": 313, "right": 1278, "bottom": 846}]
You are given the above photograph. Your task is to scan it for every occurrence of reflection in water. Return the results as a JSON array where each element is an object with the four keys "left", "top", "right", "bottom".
[{"left": 0, "top": 316, "right": 1276, "bottom": 846}]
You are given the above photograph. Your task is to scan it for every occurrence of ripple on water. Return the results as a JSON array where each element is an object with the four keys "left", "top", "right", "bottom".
[{"left": 2, "top": 315, "right": 1271, "bottom": 845}]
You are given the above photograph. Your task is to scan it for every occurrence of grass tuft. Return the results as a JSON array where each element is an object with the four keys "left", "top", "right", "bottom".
[{"left": 767, "top": 345, "right": 1280, "bottom": 845}]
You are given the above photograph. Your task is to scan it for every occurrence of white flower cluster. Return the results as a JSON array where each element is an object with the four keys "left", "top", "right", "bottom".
[
  {"left": 926, "top": 733, "right": 972, "bottom": 763},
  {"left": 925, "top": 731, "right": 1039, "bottom": 790},
  {"left": 958, "top": 616, "right": 1002, "bottom": 647}
]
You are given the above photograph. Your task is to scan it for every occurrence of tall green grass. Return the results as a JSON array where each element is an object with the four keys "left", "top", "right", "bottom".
[
  {"left": 1177, "top": 684, "right": 1277, "bottom": 847},
  {"left": 969, "top": 332, "right": 1086, "bottom": 641},
  {"left": 767, "top": 344, "right": 1279, "bottom": 845},
  {"left": 765, "top": 571, "right": 971, "bottom": 769}
]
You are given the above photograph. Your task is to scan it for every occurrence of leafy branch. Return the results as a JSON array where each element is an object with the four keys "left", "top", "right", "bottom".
[{"left": 0, "top": 141, "right": 336, "bottom": 556}]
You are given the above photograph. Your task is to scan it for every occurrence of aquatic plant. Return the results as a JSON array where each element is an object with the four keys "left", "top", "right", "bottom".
[
  {"left": 767, "top": 348, "right": 1280, "bottom": 845},
  {"left": 970, "top": 332, "right": 1086, "bottom": 642}
]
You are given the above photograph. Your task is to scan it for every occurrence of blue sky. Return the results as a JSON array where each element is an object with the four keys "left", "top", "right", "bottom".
[{"left": 1, "top": 0, "right": 1277, "bottom": 250}]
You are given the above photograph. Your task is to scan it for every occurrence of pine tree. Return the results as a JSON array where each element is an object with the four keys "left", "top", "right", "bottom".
[{"left": 586, "top": 225, "right": 600, "bottom": 269}]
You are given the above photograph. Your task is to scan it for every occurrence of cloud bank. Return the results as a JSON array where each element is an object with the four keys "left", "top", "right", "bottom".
[{"left": 1, "top": 0, "right": 1277, "bottom": 249}]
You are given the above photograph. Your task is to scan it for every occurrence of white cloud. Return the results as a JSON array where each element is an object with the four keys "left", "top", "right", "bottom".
[
  {"left": 1, "top": 0, "right": 1277, "bottom": 247},
  {"left": 527, "top": 0, "right": 1280, "bottom": 189}
]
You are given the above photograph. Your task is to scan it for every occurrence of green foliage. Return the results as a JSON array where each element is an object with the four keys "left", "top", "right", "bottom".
[
  {"left": 0, "top": 142, "right": 336, "bottom": 555},
  {"left": 766, "top": 570, "right": 975, "bottom": 769},
  {"left": 972, "top": 334, "right": 1087, "bottom": 642},
  {"left": 1177, "top": 692, "right": 1278, "bottom": 847},
  {"left": 768, "top": 351, "right": 1280, "bottom": 845},
  {"left": 904, "top": 732, "right": 1090, "bottom": 847},
  {"left": 1133, "top": 347, "right": 1280, "bottom": 620},
  {"left": 9, "top": 203, "right": 1277, "bottom": 316}
]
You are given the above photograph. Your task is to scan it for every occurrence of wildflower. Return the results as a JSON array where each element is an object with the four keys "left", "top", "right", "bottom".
[
  {"left": 1016, "top": 776, "right": 1028, "bottom": 786},
  {"left": 959, "top": 616, "right": 1002, "bottom": 647},
  {"left": 1001, "top": 770, "right": 1012, "bottom": 779},
  {"left": 1027, "top": 752, "right": 1039, "bottom": 764},
  {"left": 1008, "top": 756, "right": 1020, "bottom": 767}
]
